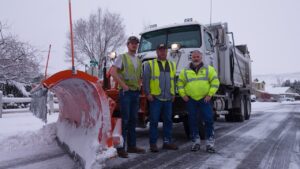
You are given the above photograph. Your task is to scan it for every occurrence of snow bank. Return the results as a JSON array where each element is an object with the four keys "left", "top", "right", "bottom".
[
  {"left": 0, "top": 123, "right": 57, "bottom": 152},
  {"left": 56, "top": 119, "right": 117, "bottom": 169},
  {"left": 252, "top": 102, "right": 280, "bottom": 112},
  {"left": 0, "top": 110, "right": 116, "bottom": 169},
  {"left": 0, "top": 112, "right": 59, "bottom": 151},
  {"left": 252, "top": 101, "right": 300, "bottom": 113},
  {"left": 0, "top": 112, "right": 58, "bottom": 140}
]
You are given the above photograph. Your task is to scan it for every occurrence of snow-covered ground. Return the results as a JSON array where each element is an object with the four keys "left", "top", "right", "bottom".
[
  {"left": 0, "top": 112, "right": 58, "bottom": 146},
  {"left": 0, "top": 102, "right": 284, "bottom": 144},
  {"left": 252, "top": 101, "right": 300, "bottom": 113},
  {"left": 252, "top": 101, "right": 280, "bottom": 113},
  {"left": 0, "top": 101, "right": 299, "bottom": 169}
]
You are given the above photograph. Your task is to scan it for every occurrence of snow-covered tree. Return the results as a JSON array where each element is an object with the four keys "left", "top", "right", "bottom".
[
  {"left": 0, "top": 22, "right": 41, "bottom": 83},
  {"left": 65, "top": 8, "right": 126, "bottom": 72}
]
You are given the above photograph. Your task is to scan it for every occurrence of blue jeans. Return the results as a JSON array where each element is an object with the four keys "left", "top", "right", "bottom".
[
  {"left": 118, "top": 90, "right": 139, "bottom": 149},
  {"left": 149, "top": 98, "right": 173, "bottom": 144},
  {"left": 186, "top": 98, "right": 214, "bottom": 141}
]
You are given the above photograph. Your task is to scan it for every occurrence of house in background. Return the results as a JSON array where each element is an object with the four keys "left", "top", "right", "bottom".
[
  {"left": 252, "top": 78, "right": 265, "bottom": 91},
  {"left": 252, "top": 79, "right": 270, "bottom": 101},
  {"left": 266, "top": 86, "right": 300, "bottom": 101},
  {"left": 252, "top": 79, "right": 300, "bottom": 102}
]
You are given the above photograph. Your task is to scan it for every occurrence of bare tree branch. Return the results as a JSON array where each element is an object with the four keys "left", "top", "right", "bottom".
[
  {"left": 65, "top": 8, "right": 126, "bottom": 76},
  {"left": 0, "top": 21, "right": 41, "bottom": 83}
]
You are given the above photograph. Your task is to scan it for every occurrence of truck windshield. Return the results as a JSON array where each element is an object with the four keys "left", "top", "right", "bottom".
[{"left": 139, "top": 25, "right": 201, "bottom": 53}]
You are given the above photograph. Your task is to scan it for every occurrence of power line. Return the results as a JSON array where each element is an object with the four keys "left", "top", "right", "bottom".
[{"left": 210, "top": 0, "right": 213, "bottom": 26}]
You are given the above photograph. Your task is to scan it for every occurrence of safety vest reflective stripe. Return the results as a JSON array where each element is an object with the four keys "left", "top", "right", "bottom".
[
  {"left": 177, "top": 86, "right": 184, "bottom": 90},
  {"left": 151, "top": 59, "right": 155, "bottom": 80},
  {"left": 184, "top": 66, "right": 209, "bottom": 82},
  {"left": 123, "top": 54, "right": 129, "bottom": 79},
  {"left": 186, "top": 77, "right": 209, "bottom": 82},
  {"left": 177, "top": 79, "right": 185, "bottom": 83},
  {"left": 210, "top": 76, "right": 218, "bottom": 82},
  {"left": 170, "top": 61, "right": 174, "bottom": 72},
  {"left": 151, "top": 76, "right": 160, "bottom": 79},
  {"left": 210, "top": 84, "right": 219, "bottom": 88},
  {"left": 184, "top": 69, "right": 189, "bottom": 82}
]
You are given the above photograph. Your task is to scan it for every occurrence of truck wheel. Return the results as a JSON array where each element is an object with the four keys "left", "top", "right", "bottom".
[
  {"left": 244, "top": 96, "right": 251, "bottom": 120},
  {"left": 183, "top": 116, "right": 206, "bottom": 140},
  {"left": 236, "top": 97, "right": 246, "bottom": 122},
  {"left": 214, "top": 113, "right": 218, "bottom": 121},
  {"left": 225, "top": 113, "right": 234, "bottom": 122}
]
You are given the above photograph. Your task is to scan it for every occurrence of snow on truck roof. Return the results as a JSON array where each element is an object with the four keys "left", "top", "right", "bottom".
[{"left": 139, "top": 21, "right": 203, "bottom": 35}]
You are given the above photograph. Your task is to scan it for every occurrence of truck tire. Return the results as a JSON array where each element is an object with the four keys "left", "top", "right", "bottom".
[
  {"left": 236, "top": 97, "right": 246, "bottom": 122},
  {"left": 227, "top": 96, "right": 246, "bottom": 122},
  {"left": 244, "top": 96, "right": 251, "bottom": 120},
  {"left": 225, "top": 113, "right": 234, "bottom": 122},
  {"left": 183, "top": 116, "right": 205, "bottom": 140}
]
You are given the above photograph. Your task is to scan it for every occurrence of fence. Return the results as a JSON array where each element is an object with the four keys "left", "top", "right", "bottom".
[{"left": 0, "top": 91, "right": 58, "bottom": 118}]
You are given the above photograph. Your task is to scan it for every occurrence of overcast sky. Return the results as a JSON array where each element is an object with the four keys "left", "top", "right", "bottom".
[{"left": 0, "top": 0, "right": 299, "bottom": 75}]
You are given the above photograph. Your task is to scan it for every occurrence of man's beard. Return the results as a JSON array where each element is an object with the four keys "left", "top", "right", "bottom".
[{"left": 192, "top": 61, "right": 201, "bottom": 66}]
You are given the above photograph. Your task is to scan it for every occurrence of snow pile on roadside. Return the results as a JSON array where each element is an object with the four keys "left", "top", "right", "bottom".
[
  {"left": 0, "top": 123, "right": 57, "bottom": 152},
  {"left": 56, "top": 120, "right": 117, "bottom": 169},
  {"left": 8, "top": 80, "right": 30, "bottom": 97},
  {"left": 252, "top": 102, "right": 280, "bottom": 112},
  {"left": 0, "top": 112, "right": 58, "bottom": 140},
  {"left": 252, "top": 101, "right": 300, "bottom": 113}
]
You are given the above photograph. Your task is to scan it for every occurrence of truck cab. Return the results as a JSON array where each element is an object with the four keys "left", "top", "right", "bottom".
[
  {"left": 137, "top": 20, "right": 252, "bottom": 124},
  {"left": 138, "top": 22, "right": 216, "bottom": 74}
]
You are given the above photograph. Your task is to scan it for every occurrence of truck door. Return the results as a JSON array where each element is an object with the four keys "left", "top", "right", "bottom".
[{"left": 203, "top": 30, "right": 216, "bottom": 68}]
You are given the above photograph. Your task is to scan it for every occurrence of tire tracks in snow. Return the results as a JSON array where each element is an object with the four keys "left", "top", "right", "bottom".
[
  {"left": 170, "top": 106, "right": 293, "bottom": 169},
  {"left": 104, "top": 105, "right": 290, "bottom": 169},
  {"left": 244, "top": 107, "right": 300, "bottom": 169}
]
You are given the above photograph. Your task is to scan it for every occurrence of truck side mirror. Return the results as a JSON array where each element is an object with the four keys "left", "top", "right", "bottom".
[{"left": 217, "top": 28, "right": 225, "bottom": 45}]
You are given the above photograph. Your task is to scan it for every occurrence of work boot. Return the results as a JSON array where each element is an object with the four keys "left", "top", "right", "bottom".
[
  {"left": 150, "top": 144, "right": 159, "bottom": 153},
  {"left": 127, "top": 146, "right": 146, "bottom": 154},
  {"left": 162, "top": 143, "right": 178, "bottom": 150},
  {"left": 117, "top": 149, "right": 129, "bottom": 158},
  {"left": 206, "top": 145, "right": 216, "bottom": 153},
  {"left": 191, "top": 142, "right": 201, "bottom": 151}
]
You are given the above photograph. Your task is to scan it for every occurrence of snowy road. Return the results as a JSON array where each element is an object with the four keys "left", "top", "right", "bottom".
[
  {"left": 0, "top": 114, "right": 79, "bottom": 169},
  {"left": 0, "top": 102, "right": 299, "bottom": 169},
  {"left": 104, "top": 102, "right": 300, "bottom": 169}
]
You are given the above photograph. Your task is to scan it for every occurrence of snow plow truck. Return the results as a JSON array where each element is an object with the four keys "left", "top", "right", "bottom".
[{"left": 30, "top": 18, "right": 252, "bottom": 168}]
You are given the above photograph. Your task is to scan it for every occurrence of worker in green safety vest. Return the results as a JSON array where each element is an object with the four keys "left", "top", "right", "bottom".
[{"left": 110, "top": 36, "right": 145, "bottom": 158}]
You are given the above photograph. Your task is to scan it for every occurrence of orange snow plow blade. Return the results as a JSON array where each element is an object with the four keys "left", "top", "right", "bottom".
[{"left": 30, "top": 70, "right": 122, "bottom": 168}]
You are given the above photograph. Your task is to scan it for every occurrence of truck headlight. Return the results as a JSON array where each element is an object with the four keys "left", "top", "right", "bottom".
[
  {"left": 171, "top": 43, "right": 181, "bottom": 51},
  {"left": 109, "top": 52, "right": 117, "bottom": 59}
]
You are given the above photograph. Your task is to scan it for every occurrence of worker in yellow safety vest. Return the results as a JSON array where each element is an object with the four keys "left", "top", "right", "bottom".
[
  {"left": 143, "top": 43, "right": 178, "bottom": 152},
  {"left": 110, "top": 36, "right": 145, "bottom": 158},
  {"left": 177, "top": 50, "right": 220, "bottom": 153}
]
